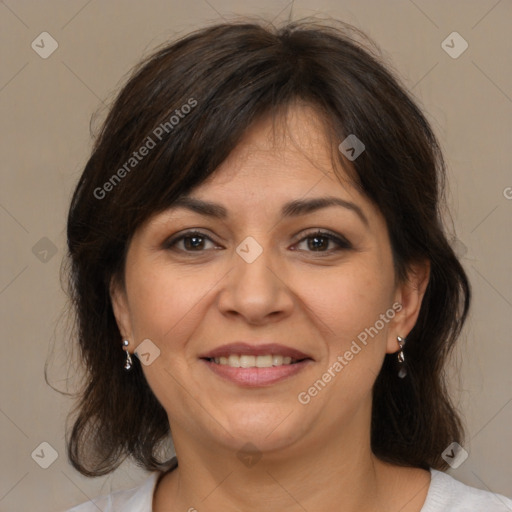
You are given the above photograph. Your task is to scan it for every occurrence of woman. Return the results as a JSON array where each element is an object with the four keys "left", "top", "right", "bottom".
[{"left": 64, "top": 19, "right": 512, "bottom": 511}]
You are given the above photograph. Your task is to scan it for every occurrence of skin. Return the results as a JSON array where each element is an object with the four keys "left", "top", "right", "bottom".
[{"left": 111, "top": 102, "right": 431, "bottom": 512}]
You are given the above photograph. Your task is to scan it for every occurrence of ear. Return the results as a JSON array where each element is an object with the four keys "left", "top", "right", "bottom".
[
  {"left": 110, "top": 276, "right": 134, "bottom": 348},
  {"left": 386, "top": 259, "right": 430, "bottom": 354}
]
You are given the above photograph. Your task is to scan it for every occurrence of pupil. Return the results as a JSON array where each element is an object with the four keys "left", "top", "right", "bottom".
[
  {"left": 186, "top": 236, "right": 203, "bottom": 250},
  {"left": 309, "top": 236, "right": 327, "bottom": 251}
]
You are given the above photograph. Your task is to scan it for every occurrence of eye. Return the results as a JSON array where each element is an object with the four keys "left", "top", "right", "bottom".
[
  {"left": 164, "top": 229, "right": 352, "bottom": 255},
  {"left": 292, "top": 230, "right": 352, "bottom": 254},
  {"left": 164, "top": 230, "right": 219, "bottom": 252}
]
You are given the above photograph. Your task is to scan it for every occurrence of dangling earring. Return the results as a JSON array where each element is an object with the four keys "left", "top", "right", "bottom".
[
  {"left": 122, "top": 340, "right": 133, "bottom": 370},
  {"left": 397, "top": 335, "right": 407, "bottom": 378}
]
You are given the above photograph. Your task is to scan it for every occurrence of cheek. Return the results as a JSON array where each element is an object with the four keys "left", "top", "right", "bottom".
[
  {"left": 123, "top": 263, "right": 212, "bottom": 414},
  {"left": 296, "top": 259, "right": 395, "bottom": 341},
  {"left": 125, "top": 260, "right": 225, "bottom": 345}
]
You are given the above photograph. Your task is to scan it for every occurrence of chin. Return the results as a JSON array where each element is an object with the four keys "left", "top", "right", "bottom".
[{"left": 215, "top": 407, "right": 307, "bottom": 453}]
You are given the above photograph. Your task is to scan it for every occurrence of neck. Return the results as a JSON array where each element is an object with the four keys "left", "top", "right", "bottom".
[{"left": 152, "top": 403, "right": 421, "bottom": 512}]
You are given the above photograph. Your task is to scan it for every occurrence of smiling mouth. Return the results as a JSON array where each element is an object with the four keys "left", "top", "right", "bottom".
[{"left": 203, "top": 354, "right": 310, "bottom": 368}]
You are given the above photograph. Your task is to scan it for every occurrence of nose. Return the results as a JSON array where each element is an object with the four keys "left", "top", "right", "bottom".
[{"left": 216, "top": 238, "right": 294, "bottom": 325}]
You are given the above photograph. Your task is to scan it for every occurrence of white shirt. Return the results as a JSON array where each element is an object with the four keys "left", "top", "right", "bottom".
[{"left": 66, "top": 468, "right": 512, "bottom": 511}]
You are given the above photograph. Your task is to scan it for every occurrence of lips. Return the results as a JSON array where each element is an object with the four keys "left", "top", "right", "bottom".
[{"left": 199, "top": 342, "right": 313, "bottom": 362}]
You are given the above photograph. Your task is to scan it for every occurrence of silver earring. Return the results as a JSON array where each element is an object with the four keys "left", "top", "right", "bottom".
[
  {"left": 397, "top": 336, "right": 407, "bottom": 378},
  {"left": 122, "top": 340, "right": 133, "bottom": 370}
]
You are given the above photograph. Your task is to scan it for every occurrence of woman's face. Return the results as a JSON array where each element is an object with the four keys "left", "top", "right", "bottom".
[{"left": 111, "top": 103, "right": 427, "bottom": 458}]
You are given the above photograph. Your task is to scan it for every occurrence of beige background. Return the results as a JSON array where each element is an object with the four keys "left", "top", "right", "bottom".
[{"left": 0, "top": 1, "right": 511, "bottom": 510}]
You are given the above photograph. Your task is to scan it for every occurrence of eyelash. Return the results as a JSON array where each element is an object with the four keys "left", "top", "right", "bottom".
[{"left": 164, "top": 229, "right": 352, "bottom": 255}]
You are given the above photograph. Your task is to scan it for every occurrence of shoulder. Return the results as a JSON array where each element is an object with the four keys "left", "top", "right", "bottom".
[
  {"left": 422, "top": 469, "right": 512, "bottom": 511},
  {"left": 65, "top": 471, "right": 162, "bottom": 512}
]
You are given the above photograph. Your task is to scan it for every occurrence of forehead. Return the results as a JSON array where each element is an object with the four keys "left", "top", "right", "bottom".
[
  {"left": 188, "top": 102, "right": 364, "bottom": 209},
  {"left": 197, "top": 102, "right": 355, "bottom": 189}
]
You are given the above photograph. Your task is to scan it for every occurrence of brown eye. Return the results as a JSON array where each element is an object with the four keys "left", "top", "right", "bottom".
[
  {"left": 165, "top": 231, "right": 219, "bottom": 252},
  {"left": 293, "top": 230, "right": 352, "bottom": 253}
]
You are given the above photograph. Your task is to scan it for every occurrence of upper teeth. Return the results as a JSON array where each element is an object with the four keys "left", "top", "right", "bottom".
[{"left": 213, "top": 354, "right": 295, "bottom": 368}]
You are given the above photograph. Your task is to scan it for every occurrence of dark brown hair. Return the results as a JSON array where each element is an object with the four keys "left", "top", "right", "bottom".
[{"left": 64, "top": 18, "right": 470, "bottom": 476}]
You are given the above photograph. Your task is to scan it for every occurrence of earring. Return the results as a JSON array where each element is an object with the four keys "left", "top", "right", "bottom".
[
  {"left": 122, "top": 340, "right": 133, "bottom": 370},
  {"left": 397, "top": 335, "right": 407, "bottom": 378}
]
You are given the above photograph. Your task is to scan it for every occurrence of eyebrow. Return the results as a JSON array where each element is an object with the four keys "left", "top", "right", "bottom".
[{"left": 169, "top": 195, "right": 369, "bottom": 227}]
